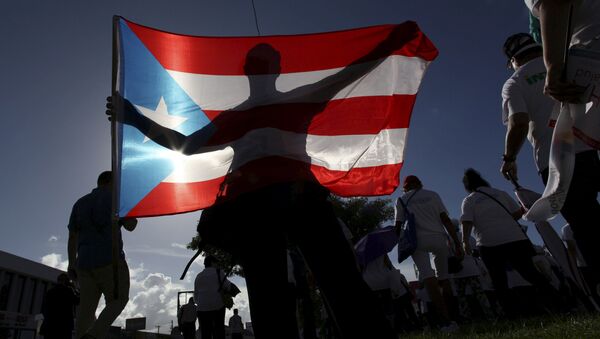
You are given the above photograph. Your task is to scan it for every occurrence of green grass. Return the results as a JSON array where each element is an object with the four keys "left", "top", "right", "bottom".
[{"left": 405, "top": 314, "right": 600, "bottom": 338}]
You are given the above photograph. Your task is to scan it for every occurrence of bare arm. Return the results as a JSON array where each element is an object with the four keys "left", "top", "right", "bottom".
[
  {"left": 538, "top": 0, "right": 584, "bottom": 102},
  {"left": 108, "top": 96, "right": 217, "bottom": 155},
  {"left": 461, "top": 221, "right": 474, "bottom": 255},
  {"left": 440, "top": 212, "right": 464, "bottom": 258},
  {"left": 67, "top": 230, "right": 78, "bottom": 280},
  {"left": 501, "top": 112, "right": 529, "bottom": 180},
  {"left": 286, "top": 24, "right": 418, "bottom": 103}
]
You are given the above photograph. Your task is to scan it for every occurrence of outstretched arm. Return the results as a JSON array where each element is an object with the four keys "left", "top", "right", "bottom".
[
  {"left": 286, "top": 24, "right": 420, "bottom": 103},
  {"left": 107, "top": 96, "right": 216, "bottom": 155}
]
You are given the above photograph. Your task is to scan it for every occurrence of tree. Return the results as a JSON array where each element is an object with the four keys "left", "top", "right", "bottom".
[{"left": 329, "top": 195, "right": 395, "bottom": 243}]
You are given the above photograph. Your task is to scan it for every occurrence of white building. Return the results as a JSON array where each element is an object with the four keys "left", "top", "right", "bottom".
[{"left": 0, "top": 250, "right": 65, "bottom": 338}]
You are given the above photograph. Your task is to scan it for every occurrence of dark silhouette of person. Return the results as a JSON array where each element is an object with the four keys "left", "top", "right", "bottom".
[
  {"left": 110, "top": 24, "right": 417, "bottom": 338},
  {"left": 40, "top": 273, "right": 79, "bottom": 339}
]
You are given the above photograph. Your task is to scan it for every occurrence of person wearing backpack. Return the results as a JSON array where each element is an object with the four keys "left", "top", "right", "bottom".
[{"left": 395, "top": 175, "right": 462, "bottom": 333}]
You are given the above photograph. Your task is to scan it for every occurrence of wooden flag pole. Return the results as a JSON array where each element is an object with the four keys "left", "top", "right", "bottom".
[{"left": 110, "top": 15, "right": 121, "bottom": 300}]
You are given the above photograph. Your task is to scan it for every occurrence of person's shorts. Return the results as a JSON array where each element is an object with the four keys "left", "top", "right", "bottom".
[{"left": 411, "top": 233, "right": 449, "bottom": 281}]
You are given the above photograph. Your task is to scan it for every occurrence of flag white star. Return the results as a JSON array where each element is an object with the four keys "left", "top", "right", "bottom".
[{"left": 134, "top": 97, "right": 188, "bottom": 143}]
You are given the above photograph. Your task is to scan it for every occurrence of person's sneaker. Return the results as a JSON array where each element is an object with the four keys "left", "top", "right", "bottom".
[{"left": 440, "top": 321, "right": 459, "bottom": 333}]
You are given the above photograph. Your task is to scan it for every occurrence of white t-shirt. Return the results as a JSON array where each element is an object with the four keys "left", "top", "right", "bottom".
[
  {"left": 178, "top": 302, "right": 198, "bottom": 323},
  {"left": 561, "top": 224, "right": 587, "bottom": 267},
  {"left": 395, "top": 189, "right": 448, "bottom": 238},
  {"left": 389, "top": 269, "right": 409, "bottom": 299},
  {"left": 525, "top": 0, "right": 600, "bottom": 51},
  {"left": 362, "top": 256, "right": 392, "bottom": 292},
  {"left": 194, "top": 267, "right": 232, "bottom": 311},
  {"left": 461, "top": 187, "right": 527, "bottom": 247},
  {"left": 502, "top": 58, "right": 555, "bottom": 171}
]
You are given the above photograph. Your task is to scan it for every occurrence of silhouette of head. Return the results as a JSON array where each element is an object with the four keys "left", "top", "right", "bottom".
[
  {"left": 204, "top": 255, "right": 217, "bottom": 268},
  {"left": 97, "top": 171, "right": 112, "bottom": 187},
  {"left": 57, "top": 273, "right": 70, "bottom": 285},
  {"left": 244, "top": 44, "right": 281, "bottom": 97},
  {"left": 233, "top": 309, "right": 239, "bottom": 315},
  {"left": 462, "top": 168, "right": 490, "bottom": 193},
  {"left": 403, "top": 175, "right": 422, "bottom": 192},
  {"left": 244, "top": 44, "right": 281, "bottom": 75},
  {"left": 188, "top": 297, "right": 194, "bottom": 304}
]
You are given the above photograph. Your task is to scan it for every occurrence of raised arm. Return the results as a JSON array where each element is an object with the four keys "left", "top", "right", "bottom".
[
  {"left": 107, "top": 96, "right": 216, "bottom": 155},
  {"left": 285, "top": 24, "right": 422, "bottom": 103}
]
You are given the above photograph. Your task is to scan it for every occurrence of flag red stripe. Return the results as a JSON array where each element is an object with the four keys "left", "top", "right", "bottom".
[
  {"left": 126, "top": 158, "right": 402, "bottom": 217},
  {"left": 124, "top": 19, "right": 438, "bottom": 75},
  {"left": 200, "top": 95, "right": 415, "bottom": 145}
]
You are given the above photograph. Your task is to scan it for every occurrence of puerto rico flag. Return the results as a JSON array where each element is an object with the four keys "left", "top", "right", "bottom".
[{"left": 113, "top": 16, "right": 438, "bottom": 218}]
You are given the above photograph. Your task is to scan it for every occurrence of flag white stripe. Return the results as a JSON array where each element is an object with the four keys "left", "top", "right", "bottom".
[
  {"left": 162, "top": 128, "right": 406, "bottom": 183},
  {"left": 167, "top": 55, "right": 429, "bottom": 111}
]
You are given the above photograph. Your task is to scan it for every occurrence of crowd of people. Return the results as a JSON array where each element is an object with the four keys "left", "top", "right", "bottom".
[{"left": 52, "top": 0, "right": 597, "bottom": 338}]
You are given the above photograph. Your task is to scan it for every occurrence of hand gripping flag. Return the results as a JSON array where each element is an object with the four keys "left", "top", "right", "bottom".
[{"left": 113, "top": 16, "right": 438, "bottom": 217}]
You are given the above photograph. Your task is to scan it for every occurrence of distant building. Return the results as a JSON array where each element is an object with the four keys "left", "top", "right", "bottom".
[{"left": 0, "top": 250, "right": 65, "bottom": 338}]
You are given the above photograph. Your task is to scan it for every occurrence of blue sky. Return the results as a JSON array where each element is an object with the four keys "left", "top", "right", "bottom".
[{"left": 1, "top": 0, "right": 559, "bottom": 331}]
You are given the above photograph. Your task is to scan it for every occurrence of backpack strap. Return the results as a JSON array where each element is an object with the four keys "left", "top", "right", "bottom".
[
  {"left": 475, "top": 189, "right": 527, "bottom": 236},
  {"left": 397, "top": 189, "right": 420, "bottom": 217}
]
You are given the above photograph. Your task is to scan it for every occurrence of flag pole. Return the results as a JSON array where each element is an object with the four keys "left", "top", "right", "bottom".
[
  {"left": 110, "top": 15, "right": 121, "bottom": 300},
  {"left": 251, "top": 0, "right": 261, "bottom": 36}
]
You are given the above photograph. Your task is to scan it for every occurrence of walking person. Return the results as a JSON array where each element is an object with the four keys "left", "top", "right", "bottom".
[
  {"left": 228, "top": 309, "right": 244, "bottom": 339},
  {"left": 500, "top": 24, "right": 600, "bottom": 280},
  {"left": 460, "top": 168, "right": 559, "bottom": 318},
  {"left": 178, "top": 297, "right": 198, "bottom": 339},
  {"left": 40, "top": 273, "right": 79, "bottom": 339},
  {"left": 450, "top": 227, "right": 495, "bottom": 321},
  {"left": 395, "top": 175, "right": 462, "bottom": 332},
  {"left": 194, "top": 256, "right": 232, "bottom": 339},
  {"left": 67, "top": 171, "right": 137, "bottom": 339}
]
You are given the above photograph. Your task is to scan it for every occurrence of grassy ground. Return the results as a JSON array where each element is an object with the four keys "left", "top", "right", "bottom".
[{"left": 404, "top": 313, "right": 600, "bottom": 338}]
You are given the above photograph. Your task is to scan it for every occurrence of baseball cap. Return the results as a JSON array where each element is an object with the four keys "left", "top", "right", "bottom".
[{"left": 503, "top": 33, "right": 540, "bottom": 65}]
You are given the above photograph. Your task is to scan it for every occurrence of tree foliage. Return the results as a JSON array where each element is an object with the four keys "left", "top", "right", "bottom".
[{"left": 329, "top": 195, "right": 395, "bottom": 243}]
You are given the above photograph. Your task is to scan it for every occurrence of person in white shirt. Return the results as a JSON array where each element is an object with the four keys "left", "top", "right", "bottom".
[
  {"left": 461, "top": 168, "right": 559, "bottom": 318},
  {"left": 395, "top": 175, "right": 462, "bottom": 332},
  {"left": 499, "top": 31, "right": 600, "bottom": 279},
  {"left": 194, "top": 256, "right": 232, "bottom": 339},
  {"left": 361, "top": 254, "right": 395, "bottom": 325},
  {"left": 178, "top": 297, "right": 198, "bottom": 339},
  {"left": 228, "top": 309, "right": 244, "bottom": 339},
  {"left": 450, "top": 227, "right": 495, "bottom": 320},
  {"left": 524, "top": 0, "right": 600, "bottom": 103}
]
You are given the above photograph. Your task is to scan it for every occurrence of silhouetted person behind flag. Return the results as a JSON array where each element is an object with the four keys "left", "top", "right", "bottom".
[
  {"left": 109, "top": 25, "right": 415, "bottom": 338},
  {"left": 40, "top": 273, "right": 79, "bottom": 339}
]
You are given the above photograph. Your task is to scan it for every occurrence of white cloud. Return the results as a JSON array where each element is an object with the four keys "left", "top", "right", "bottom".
[
  {"left": 39, "top": 254, "right": 252, "bottom": 332},
  {"left": 41, "top": 253, "right": 68, "bottom": 271},
  {"left": 48, "top": 235, "right": 59, "bottom": 242},
  {"left": 107, "top": 263, "right": 251, "bottom": 332},
  {"left": 170, "top": 242, "right": 188, "bottom": 250}
]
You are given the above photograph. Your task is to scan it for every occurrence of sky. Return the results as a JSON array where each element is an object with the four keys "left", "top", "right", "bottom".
[{"left": 0, "top": 0, "right": 562, "bottom": 332}]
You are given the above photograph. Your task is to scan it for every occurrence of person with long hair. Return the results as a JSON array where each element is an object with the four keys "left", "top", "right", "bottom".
[{"left": 460, "top": 168, "right": 557, "bottom": 318}]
